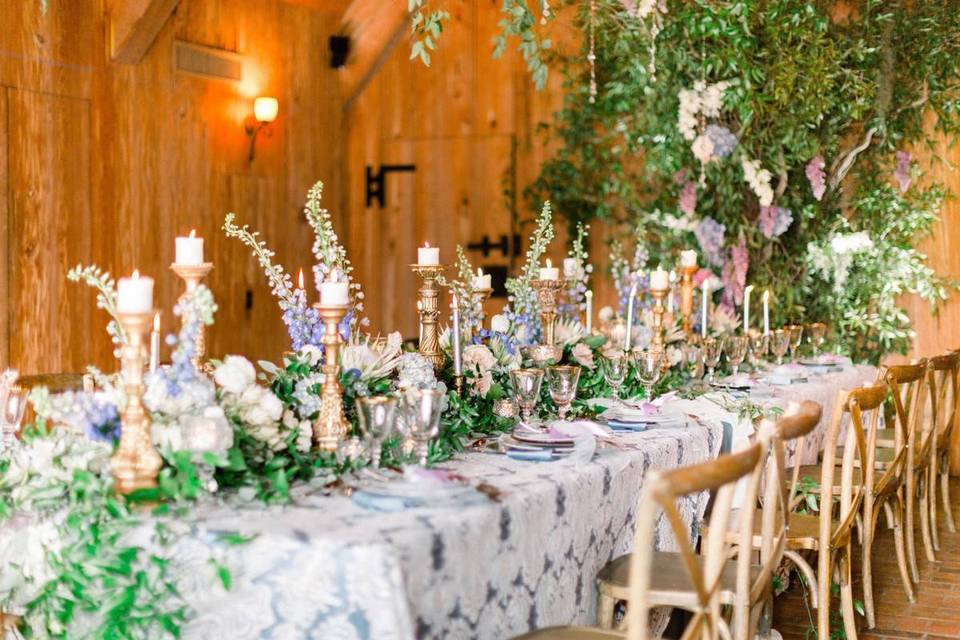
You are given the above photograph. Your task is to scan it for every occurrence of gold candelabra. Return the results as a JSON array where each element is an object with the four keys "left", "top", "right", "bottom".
[
  {"left": 412, "top": 264, "right": 447, "bottom": 370},
  {"left": 171, "top": 262, "right": 214, "bottom": 372},
  {"left": 313, "top": 303, "right": 350, "bottom": 452},
  {"left": 680, "top": 264, "right": 697, "bottom": 336},
  {"left": 112, "top": 311, "right": 163, "bottom": 495},
  {"left": 532, "top": 278, "right": 565, "bottom": 346},
  {"left": 472, "top": 286, "right": 494, "bottom": 332},
  {"left": 650, "top": 287, "right": 670, "bottom": 372}
]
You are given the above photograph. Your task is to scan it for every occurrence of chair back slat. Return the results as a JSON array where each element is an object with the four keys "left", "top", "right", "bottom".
[
  {"left": 626, "top": 443, "right": 764, "bottom": 640},
  {"left": 932, "top": 352, "right": 959, "bottom": 451}
]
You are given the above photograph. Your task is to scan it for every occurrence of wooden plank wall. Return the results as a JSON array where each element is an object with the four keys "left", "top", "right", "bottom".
[{"left": 0, "top": 0, "right": 345, "bottom": 375}]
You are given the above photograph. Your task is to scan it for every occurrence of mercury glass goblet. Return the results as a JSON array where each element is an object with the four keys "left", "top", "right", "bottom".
[
  {"left": 632, "top": 349, "right": 663, "bottom": 400},
  {"left": 682, "top": 343, "right": 704, "bottom": 380},
  {"left": 546, "top": 365, "right": 581, "bottom": 420},
  {"left": 355, "top": 396, "right": 397, "bottom": 468},
  {"left": 770, "top": 329, "right": 790, "bottom": 366},
  {"left": 748, "top": 333, "right": 769, "bottom": 370},
  {"left": 510, "top": 368, "right": 544, "bottom": 428},
  {"left": 602, "top": 352, "right": 629, "bottom": 402},
  {"left": 787, "top": 324, "right": 803, "bottom": 362},
  {"left": 399, "top": 388, "right": 445, "bottom": 467},
  {"left": 724, "top": 334, "right": 750, "bottom": 377},
  {"left": 807, "top": 322, "right": 827, "bottom": 358},
  {"left": 702, "top": 337, "right": 723, "bottom": 382},
  {"left": 1, "top": 384, "right": 26, "bottom": 451}
]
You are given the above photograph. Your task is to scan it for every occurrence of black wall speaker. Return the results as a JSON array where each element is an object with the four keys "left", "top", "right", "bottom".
[{"left": 329, "top": 35, "right": 350, "bottom": 69}]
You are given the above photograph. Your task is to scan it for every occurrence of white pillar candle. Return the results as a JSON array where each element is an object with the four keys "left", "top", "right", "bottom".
[
  {"left": 149, "top": 312, "right": 161, "bottom": 373},
  {"left": 584, "top": 290, "right": 593, "bottom": 334},
  {"left": 539, "top": 258, "right": 560, "bottom": 281},
  {"left": 451, "top": 294, "right": 462, "bottom": 376},
  {"left": 680, "top": 250, "right": 697, "bottom": 268},
  {"left": 701, "top": 280, "right": 710, "bottom": 338},
  {"left": 563, "top": 258, "right": 579, "bottom": 278},
  {"left": 650, "top": 268, "right": 669, "bottom": 291},
  {"left": 418, "top": 242, "right": 440, "bottom": 266},
  {"left": 175, "top": 230, "right": 204, "bottom": 265},
  {"left": 763, "top": 290, "right": 770, "bottom": 335},
  {"left": 743, "top": 285, "right": 754, "bottom": 333},
  {"left": 117, "top": 270, "right": 154, "bottom": 313},
  {"left": 320, "top": 274, "right": 350, "bottom": 306},
  {"left": 473, "top": 268, "right": 491, "bottom": 290},
  {"left": 624, "top": 281, "right": 638, "bottom": 351}
]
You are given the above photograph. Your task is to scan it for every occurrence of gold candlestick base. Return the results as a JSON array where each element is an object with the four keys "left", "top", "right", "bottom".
[
  {"left": 411, "top": 264, "right": 447, "bottom": 371},
  {"left": 112, "top": 311, "right": 163, "bottom": 495},
  {"left": 313, "top": 303, "right": 350, "bottom": 452},
  {"left": 532, "top": 278, "right": 565, "bottom": 345},
  {"left": 472, "top": 287, "right": 494, "bottom": 331},
  {"left": 171, "top": 262, "right": 214, "bottom": 372},
  {"left": 680, "top": 264, "right": 697, "bottom": 336}
]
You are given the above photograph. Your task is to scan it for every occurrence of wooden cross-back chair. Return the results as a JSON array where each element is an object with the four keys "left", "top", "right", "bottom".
[
  {"left": 513, "top": 443, "right": 765, "bottom": 640},
  {"left": 928, "top": 352, "right": 959, "bottom": 550},
  {"left": 783, "top": 383, "right": 887, "bottom": 640}
]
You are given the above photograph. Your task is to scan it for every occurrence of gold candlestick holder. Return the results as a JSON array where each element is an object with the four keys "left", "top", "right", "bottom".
[
  {"left": 650, "top": 287, "right": 670, "bottom": 372},
  {"left": 171, "top": 262, "right": 214, "bottom": 372},
  {"left": 411, "top": 264, "right": 447, "bottom": 371},
  {"left": 313, "top": 303, "right": 350, "bottom": 452},
  {"left": 472, "top": 286, "right": 494, "bottom": 331},
  {"left": 112, "top": 311, "right": 163, "bottom": 495},
  {"left": 680, "top": 264, "right": 697, "bottom": 336},
  {"left": 532, "top": 278, "right": 565, "bottom": 345}
]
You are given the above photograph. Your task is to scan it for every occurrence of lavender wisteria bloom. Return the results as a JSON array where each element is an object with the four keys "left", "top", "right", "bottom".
[
  {"left": 694, "top": 217, "right": 726, "bottom": 268},
  {"left": 679, "top": 181, "right": 697, "bottom": 216},
  {"left": 721, "top": 236, "right": 749, "bottom": 307},
  {"left": 806, "top": 155, "right": 826, "bottom": 201},
  {"left": 704, "top": 124, "right": 737, "bottom": 159},
  {"left": 759, "top": 205, "right": 793, "bottom": 239}
]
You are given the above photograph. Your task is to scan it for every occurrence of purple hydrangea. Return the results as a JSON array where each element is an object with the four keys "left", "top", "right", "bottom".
[
  {"left": 704, "top": 124, "right": 738, "bottom": 159},
  {"left": 896, "top": 151, "right": 911, "bottom": 192},
  {"left": 806, "top": 155, "right": 826, "bottom": 201},
  {"left": 281, "top": 289, "right": 324, "bottom": 351},
  {"left": 55, "top": 391, "right": 121, "bottom": 443},
  {"left": 679, "top": 181, "right": 697, "bottom": 216},
  {"left": 694, "top": 217, "right": 727, "bottom": 268},
  {"left": 721, "top": 236, "right": 749, "bottom": 307},
  {"left": 759, "top": 205, "right": 793, "bottom": 238}
]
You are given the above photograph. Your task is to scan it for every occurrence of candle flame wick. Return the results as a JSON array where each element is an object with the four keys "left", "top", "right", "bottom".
[
  {"left": 297, "top": 269, "right": 305, "bottom": 290},
  {"left": 189, "top": 229, "right": 196, "bottom": 238},
  {"left": 153, "top": 313, "right": 161, "bottom": 331},
  {"left": 132, "top": 269, "right": 140, "bottom": 279},
  {"left": 545, "top": 258, "right": 552, "bottom": 268},
  {"left": 424, "top": 241, "right": 430, "bottom": 248}
]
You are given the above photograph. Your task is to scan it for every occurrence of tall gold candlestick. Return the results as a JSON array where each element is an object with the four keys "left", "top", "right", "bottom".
[
  {"left": 650, "top": 287, "right": 669, "bottom": 366},
  {"left": 472, "top": 286, "right": 494, "bottom": 331},
  {"left": 680, "top": 264, "right": 697, "bottom": 336},
  {"left": 532, "top": 278, "right": 565, "bottom": 345},
  {"left": 411, "top": 264, "right": 447, "bottom": 371},
  {"left": 313, "top": 303, "right": 350, "bottom": 452},
  {"left": 170, "top": 262, "right": 214, "bottom": 372},
  {"left": 112, "top": 311, "right": 163, "bottom": 495}
]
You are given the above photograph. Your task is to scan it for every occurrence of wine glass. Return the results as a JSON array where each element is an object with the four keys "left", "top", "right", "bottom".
[
  {"left": 632, "top": 349, "right": 663, "bottom": 400},
  {"left": 1, "top": 384, "right": 26, "bottom": 451},
  {"left": 510, "top": 368, "right": 544, "bottom": 428},
  {"left": 770, "top": 328, "right": 790, "bottom": 366},
  {"left": 682, "top": 343, "right": 704, "bottom": 380},
  {"left": 398, "top": 388, "right": 445, "bottom": 467},
  {"left": 748, "top": 333, "right": 769, "bottom": 370},
  {"left": 601, "top": 352, "right": 629, "bottom": 403},
  {"left": 786, "top": 324, "right": 803, "bottom": 362},
  {"left": 355, "top": 396, "right": 397, "bottom": 468},
  {"left": 702, "top": 337, "right": 723, "bottom": 382},
  {"left": 546, "top": 365, "right": 581, "bottom": 420},
  {"left": 807, "top": 322, "right": 827, "bottom": 359},
  {"left": 724, "top": 334, "right": 750, "bottom": 377}
]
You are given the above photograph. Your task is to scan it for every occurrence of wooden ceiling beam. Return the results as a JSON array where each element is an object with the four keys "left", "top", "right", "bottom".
[
  {"left": 108, "top": 0, "right": 180, "bottom": 64},
  {"left": 339, "top": 0, "right": 409, "bottom": 111}
]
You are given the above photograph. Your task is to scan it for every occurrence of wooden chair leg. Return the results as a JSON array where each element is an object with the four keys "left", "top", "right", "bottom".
[
  {"left": 920, "top": 470, "right": 937, "bottom": 563},
  {"left": 930, "top": 459, "right": 941, "bottom": 552},
  {"left": 862, "top": 498, "right": 876, "bottom": 629},
  {"left": 596, "top": 592, "right": 617, "bottom": 629},
  {"left": 839, "top": 547, "right": 859, "bottom": 640},
  {"left": 942, "top": 463, "right": 956, "bottom": 533},
  {"left": 892, "top": 496, "right": 916, "bottom": 602},
  {"left": 818, "top": 549, "right": 832, "bottom": 640},
  {"left": 905, "top": 479, "right": 920, "bottom": 582}
]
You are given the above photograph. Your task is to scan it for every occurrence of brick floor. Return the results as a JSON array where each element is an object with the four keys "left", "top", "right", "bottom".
[{"left": 774, "top": 479, "right": 960, "bottom": 639}]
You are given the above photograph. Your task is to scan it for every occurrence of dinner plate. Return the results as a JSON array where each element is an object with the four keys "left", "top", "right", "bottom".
[{"left": 512, "top": 430, "right": 576, "bottom": 446}]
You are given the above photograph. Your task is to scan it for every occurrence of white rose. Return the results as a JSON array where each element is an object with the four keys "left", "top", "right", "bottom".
[
  {"left": 182, "top": 406, "right": 234, "bottom": 455},
  {"left": 299, "top": 345, "right": 323, "bottom": 367},
  {"left": 490, "top": 314, "right": 510, "bottom": 334},
  {"left": 214, "top": 356, "right": 256, "bottom": 394}
]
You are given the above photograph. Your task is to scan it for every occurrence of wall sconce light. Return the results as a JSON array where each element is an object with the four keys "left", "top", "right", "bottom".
[{"left": 245, "top": 96, "right": 279, "bottom": 163}]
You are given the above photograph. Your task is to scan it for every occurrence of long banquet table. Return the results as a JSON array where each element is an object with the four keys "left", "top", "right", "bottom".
[{"left": 154, "top": 362, "right": 876, "bottom": 640}]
